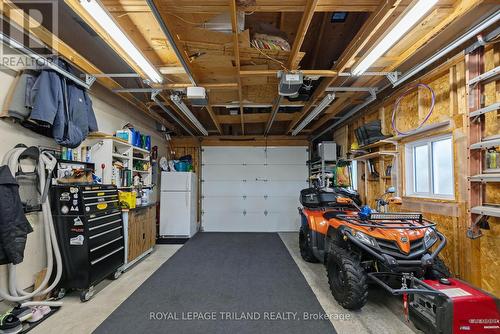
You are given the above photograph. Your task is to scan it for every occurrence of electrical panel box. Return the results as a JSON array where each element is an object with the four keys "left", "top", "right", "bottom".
[{"left": 318, "top": 142, "right": 337, "bottom": 161}]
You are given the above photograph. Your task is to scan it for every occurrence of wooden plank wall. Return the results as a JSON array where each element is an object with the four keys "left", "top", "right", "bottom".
[
  {"left": 168, "top": 137, "right": 201, "bottom": 174},
  {"left": 338, "top": 44, "right": 499, "bottom": 297}
]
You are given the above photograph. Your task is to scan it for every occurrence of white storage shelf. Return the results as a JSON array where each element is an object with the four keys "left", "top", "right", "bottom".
[{"left": 83, "top": 138, "right": 152, "bottom": 188}]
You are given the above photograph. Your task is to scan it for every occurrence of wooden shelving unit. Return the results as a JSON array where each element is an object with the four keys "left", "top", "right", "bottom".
[
  {"left": 83, "top": 136, "right": 152, "bottom": 188},
  {"left": 352, "top": 150, "right": 398, "bottom": 161},
  {"left": 466, "top": 49, "right": 500, "bottom": 238},
  {"left": 349, "top": 139, "right": 399, "bottom": 205}
]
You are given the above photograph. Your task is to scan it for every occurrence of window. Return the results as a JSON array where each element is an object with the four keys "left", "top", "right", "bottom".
[
  {"left": 351, "top": 160, "right": 358, "bottom": 191},
  {"left": 405, "top": 134, "right": 454, "bottom": 199}
]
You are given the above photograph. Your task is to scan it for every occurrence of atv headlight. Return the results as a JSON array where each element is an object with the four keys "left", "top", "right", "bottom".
[
  {"left": 353, "top": 231, "right": 378, "bottom": 248},
  {"left": 424, "top": 229, "right": 438, "bottom": 248}
]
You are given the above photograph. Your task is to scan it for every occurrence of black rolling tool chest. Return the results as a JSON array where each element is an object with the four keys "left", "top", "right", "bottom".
[{"left": 51, "top": 184, "right": 124, "bottom": 301}]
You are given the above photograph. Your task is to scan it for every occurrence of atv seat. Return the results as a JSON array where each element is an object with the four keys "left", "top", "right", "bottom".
[{"left": 323, "top": 211, "right": 346, "bottom": 220}]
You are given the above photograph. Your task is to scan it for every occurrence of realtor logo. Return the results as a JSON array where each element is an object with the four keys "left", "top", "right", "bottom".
[{"left": 0, "top": 0, "right": 58, "bottom": 69}]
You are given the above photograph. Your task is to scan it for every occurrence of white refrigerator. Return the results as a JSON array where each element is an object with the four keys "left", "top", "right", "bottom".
[{"left": 159, "top": 172, "right": 198, "bottom": 238}]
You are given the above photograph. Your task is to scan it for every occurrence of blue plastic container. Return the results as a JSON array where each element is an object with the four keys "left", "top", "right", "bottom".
[
  {"left": 174, "top": 161, "right": 189, "bottom": 172},
  {"left": 145, "top": 135, "right": 151, "bottom": 151}
]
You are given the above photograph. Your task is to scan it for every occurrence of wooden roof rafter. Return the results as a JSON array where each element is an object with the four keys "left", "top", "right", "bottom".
[
  {"left": 301, "top": 0, "right": 491, "bottom": 135},
  {"left": 0, "top": 0, "right": 179, "bottom": 133},
  {"left": 149, "top": 0, "right": 224, "bottom": 135},
  {"left": 143, "top": 0, "right": 384, "bottom": 14},
  {"left": 380, "top": 0, "right": 491, "bottom": 74},
  {"left": 286, "top": 0, "right": 404, "bottom": 134},
  {"left": 265, "top": 0, "right": 320, "bottom": 135},
  {"left": 229, "top": 0, "right": 245, "bottom": 134}
]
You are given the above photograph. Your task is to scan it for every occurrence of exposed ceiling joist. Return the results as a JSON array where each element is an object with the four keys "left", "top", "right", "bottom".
[
  {"left": 286, "top": 0, "right": 404, "bottom": 134},
  {"left": 383, "top": 0, "right": 490, "bottom": 73},
  {"left": 266, "top": 0, "right": 319, "bottom": 135},
  {"left": 240, "top": 70, "right": 338, "bottom": 77},
  {"left": 1, "top": 0, "right": 179, "bottom": 133},
  {"left": 64, "top": 0, "right": 152, "bottom": 82},
  {"left": 229, "top": 0, "right": 245, "bottom": 134},
  {"left": 206, "top": 100, "right": 223, "bottom": 134},
  {"left": 140, "top": 0, "right": 382, "bottom": 13},
  {"left": 218, "top": 112, "right": 299, "bottom": 124},
  {"left": 287, "top": 0, "right": 320, "bottom": 70},
  {"left": 159, "top": 83, "right": 239, "bottom": 89}
]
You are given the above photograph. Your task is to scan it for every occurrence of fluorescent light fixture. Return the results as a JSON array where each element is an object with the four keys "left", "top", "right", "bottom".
[
  {"left": 170, "top": 95, "right": 208, "bottom": 136},
  {"left": 352, "top": 0, "right": 438, "bottom": 75},
  {"left": 79, "top": 0, "right": 163, "bottom": 83},
  {"left": 292, "top": 93, "right": 335, "bottom": 136}
]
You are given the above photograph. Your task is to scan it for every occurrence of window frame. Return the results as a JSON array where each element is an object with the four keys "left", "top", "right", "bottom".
[{"left": 405, "top": 133, "right": 454, "bottom": 200}]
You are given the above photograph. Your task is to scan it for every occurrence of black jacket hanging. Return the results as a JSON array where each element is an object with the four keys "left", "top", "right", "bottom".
[{"left": 0, "top": 165, "right": 33, "bottom": 265}]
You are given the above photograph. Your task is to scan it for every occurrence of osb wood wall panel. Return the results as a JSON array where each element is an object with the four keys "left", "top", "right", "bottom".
[
  {"left": 342, "top": 47, "right": 499, "bottom": 296},
  {"left": 480, "top": 43, "right": 500, "bottom": 294}
]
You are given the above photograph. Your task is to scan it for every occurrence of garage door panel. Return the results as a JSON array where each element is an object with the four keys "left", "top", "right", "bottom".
[
  {"left": 265, "top": 147, "right": 308, "bottom": 164},
  {"left": 265, "top": 165, "right": 308, "bottom": 181},
  {"left": 202, "top": 147, "right": 265, "bottom": 164},
  {"left": 203, "top": 164, "right": 267, "bottom": 181},
  {"left": 204, "top": 164, "right": 307, "bottom": 182},
  {"left": 203, "top": 180, "right": 306, "bottom": 196},
  {"left": 202, "top": 196, "right": 300, "bottom": 213},
  {"left": 202, "top": 212, "right": 300, "bottom": 232}
]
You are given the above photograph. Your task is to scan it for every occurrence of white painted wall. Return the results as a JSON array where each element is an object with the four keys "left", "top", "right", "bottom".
[{"left": 0, "top": 67, "right": 167, "bottom": 295}]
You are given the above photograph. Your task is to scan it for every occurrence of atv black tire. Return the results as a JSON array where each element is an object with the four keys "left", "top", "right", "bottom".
[
  {"left": 326, "top": 245, "right": 368, "bottom": 310},
  {"left": 299, "top": 226, "right": 319, "bottom": 263},
  {"left": 426, "top": 256, "right": 451, "bottom": 279}
]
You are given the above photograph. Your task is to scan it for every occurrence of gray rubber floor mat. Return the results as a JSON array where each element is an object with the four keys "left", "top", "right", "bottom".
[{"left": 94, "top": 232, "right": 336, "bottom": 334}]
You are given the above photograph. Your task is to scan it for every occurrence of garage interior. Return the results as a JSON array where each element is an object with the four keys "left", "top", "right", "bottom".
[{"left": 0, "top": 0, "right": 499, "bottom": 333}]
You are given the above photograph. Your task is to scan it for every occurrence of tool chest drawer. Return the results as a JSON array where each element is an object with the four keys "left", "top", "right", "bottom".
[
  {"left": 89, "top": 238, "right": 124, "bottom": 264},
  {"left": 87, "top": 210, "right": 122, "bottom": 231},
  {"left": 82, "top": 186, "right": 119, "bottom": 214},
  {"left": 88, "top": 224, "right": 123, "bottom": 248}
]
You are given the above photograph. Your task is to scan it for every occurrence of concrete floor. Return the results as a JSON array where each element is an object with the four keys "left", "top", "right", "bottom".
[
  {"left": 279, "top": 232, "right": 419, "bottom": 334},
  {"left": 30, "top": 234, "right": 421, "bottom": 334},
  {"left": 30, "top": 245, "right": 182, "bottom": 334}
]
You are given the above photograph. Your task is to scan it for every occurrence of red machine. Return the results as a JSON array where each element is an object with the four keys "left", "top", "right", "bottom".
[{"left": 409, "top": 278, "right": 500, "bottom": 334}]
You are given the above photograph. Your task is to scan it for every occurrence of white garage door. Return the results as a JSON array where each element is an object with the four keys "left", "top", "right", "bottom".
[{"left": 201, "top": 146, "right": 308, "bottom": 232}]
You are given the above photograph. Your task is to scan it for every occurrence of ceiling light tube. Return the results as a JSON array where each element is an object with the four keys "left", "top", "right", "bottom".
[
  {"left": 170, "top": 95, "right": 208, "bottom": 136},
  {"left": 292, "top": 93, "right": 335, "bottom": 136},
  {"left": 79, "top": 0, "right": 163, "bottom": 83},
  {"left": 352, "top": 0, "right": 438, "bottom": 75}
]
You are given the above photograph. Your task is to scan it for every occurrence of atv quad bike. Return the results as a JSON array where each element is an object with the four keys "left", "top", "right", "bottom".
[{"left": 298, "top": 187, "right": 450, "bottom": 310}]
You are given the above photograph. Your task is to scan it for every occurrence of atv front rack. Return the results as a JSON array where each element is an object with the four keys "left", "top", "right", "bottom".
[{"left": 334, "top": 212, "right": 436, "bottom": 230}]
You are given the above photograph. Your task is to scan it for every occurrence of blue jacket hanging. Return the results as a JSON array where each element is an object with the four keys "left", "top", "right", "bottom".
[{"left": 30, "top": 58, "right": 98, "bottom": 148}]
